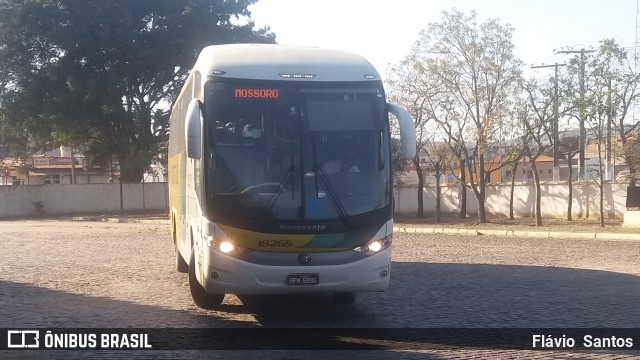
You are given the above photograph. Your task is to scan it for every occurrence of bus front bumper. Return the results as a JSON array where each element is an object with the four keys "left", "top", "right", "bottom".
[{"left": 201, "top": 247, "right": 391, "bottom": 295}]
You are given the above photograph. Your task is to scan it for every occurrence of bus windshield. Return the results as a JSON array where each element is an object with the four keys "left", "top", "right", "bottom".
[{"left": 205, "top": 81, "right": 391, "bottom": 224}]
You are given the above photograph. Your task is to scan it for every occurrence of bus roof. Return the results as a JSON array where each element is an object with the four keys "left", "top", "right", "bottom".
[{"left": 192, "top": 44, "right": 381, "bottom": 82}]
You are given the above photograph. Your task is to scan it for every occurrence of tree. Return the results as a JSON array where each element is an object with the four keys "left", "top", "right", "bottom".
[
  {"left": 438, "top": 111, "right": 470, "bottom": 219},
  {"left": 623, "top": 137, "right": 640, "bottom": 181},
  {"left": 585, "top": 112, "right": 606, "bottom": 226},
  {"left": 580, "top": 40, "right": 638, "bottom": 225},
  {"left": 595, "top": 41, "right": 640, "bottom": 186},
  {"left": 522, "top": 80, "right": 554, "bottom": 226},
  {"left": 423, "top": 140, "right": 453, "bottom": 223},
  {"left": 557, "top": 40, "right": 640, "bottom": 223},
  {"left": 386, "top": 54, "right": 435, "bottom": 218},
  {"left": 562, "top": 40, "right": 640, "bottom": 186},
  {"left": 0, "top": 0, "right": 275, "bottom": 182},
  {"left": 395, "top": 9, "right": 523, "bottom": 223},
  {"left": 504, "top": 138, "right": 526, "bottom": 221},
  {"left": 558, "top": 135, "right": 580, "bottom": 220}
]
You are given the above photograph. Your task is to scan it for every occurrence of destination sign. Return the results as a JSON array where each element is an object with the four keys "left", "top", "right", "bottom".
[{"left": 235, "top": 88, "right": 279, "bottom": 99}]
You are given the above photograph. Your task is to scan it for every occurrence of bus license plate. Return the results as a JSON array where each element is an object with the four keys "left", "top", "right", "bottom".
[{"left": 286, "top": 273, "right": 319, "bottom": 285}]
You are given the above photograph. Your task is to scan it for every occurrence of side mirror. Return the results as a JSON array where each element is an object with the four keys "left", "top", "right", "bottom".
[
  {"left": 387, "top": 103, "right": 416, "bottom": 160},
  {"left": 186, "top": 99, "right": 203, "bottom": 159}
]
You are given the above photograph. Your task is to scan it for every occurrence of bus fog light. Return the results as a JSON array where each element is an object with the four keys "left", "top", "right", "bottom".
[
  {"left": 219, "top": 241, "right": 235, "bottom": 254},
  {"left": 380, "top": 268, "right": 389, "bottom": 278}
]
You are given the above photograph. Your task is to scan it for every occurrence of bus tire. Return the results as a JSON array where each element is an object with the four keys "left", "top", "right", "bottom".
[
  {"left": 333, "top": 292, "right": 357, "bottom": 304},
  {"left": 189, "top": 251, "right": 224, "bottom": 309}
]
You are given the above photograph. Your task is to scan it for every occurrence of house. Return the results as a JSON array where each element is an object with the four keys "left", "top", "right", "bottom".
[
  {"left": 395, "top": 129, "right": 635, "bottom": 186},
  {"left": 443, "top": 154, "right": 575, "bottom": 184},
  {"left": 0, "top": 147, "right": 115, "bottom": 185}
]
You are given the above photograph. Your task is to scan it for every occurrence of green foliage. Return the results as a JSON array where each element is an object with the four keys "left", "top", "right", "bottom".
[
  {"left": 391, "top": 137, "right": 406, "bottom": 173},
  {"left": 0, "top": 0, "right": 274, "bottom": 182},
  {"left": 623, "top": 136, "right": 640, "bottom": 176},
  {"left": 561, "top": 39, "right": 640, "bottom": 181}
]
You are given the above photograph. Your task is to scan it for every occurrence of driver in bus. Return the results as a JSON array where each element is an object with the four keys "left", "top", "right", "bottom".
[{"left": 322, "top": 148, "right": 360, "bottom": 174}]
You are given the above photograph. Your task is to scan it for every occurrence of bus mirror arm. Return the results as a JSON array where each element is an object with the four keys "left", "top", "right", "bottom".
[
  {"left": 186, "top": 99, "right": 203, "bottom": 159},
  {"left": 387, "top": 103, "right": 416, "bottom": 160}
]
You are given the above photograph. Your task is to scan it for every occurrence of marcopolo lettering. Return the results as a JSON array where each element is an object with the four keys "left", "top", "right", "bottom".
[{"left": 279, "top": 224, "right": 327, "bottom": 231}]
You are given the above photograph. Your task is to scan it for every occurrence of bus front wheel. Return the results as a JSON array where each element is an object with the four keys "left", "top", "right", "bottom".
[{"left": 189, "top": 251, "right": 224, "bottom": 309}]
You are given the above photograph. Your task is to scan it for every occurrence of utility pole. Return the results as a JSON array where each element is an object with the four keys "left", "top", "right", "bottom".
[
  {"left": 556, "top": 48, "right": 596, "bottom": 180},
  {"left": 531, "top": 62, "right": 566, "bottom": 181}
]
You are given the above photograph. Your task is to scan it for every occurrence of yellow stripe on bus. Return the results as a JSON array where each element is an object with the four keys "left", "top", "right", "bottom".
[{"left": 217, "top": 224, "right": 345, "bottom": 252}]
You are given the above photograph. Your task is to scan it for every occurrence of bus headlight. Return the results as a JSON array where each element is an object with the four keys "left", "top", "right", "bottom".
[
  {"left": 352, "top": 235, "right": 392, "bottom": 256},
  {"left": 368, "top": 240, "right": 383, "bottom": 253},
  {"left": 206, "top": 236, "right": 246, "bottom": 256},
  {"left": 218, "top": 241, "right": 235, "bottom": 254}
]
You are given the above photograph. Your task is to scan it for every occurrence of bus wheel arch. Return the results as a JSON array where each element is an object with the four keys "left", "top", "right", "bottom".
[
  {"left": 188, "top": 243, "right": 224, "bottom": 309},
  {"left": 173, "top": 213, "right": 188, "bottom": 273},
  {"left": 171, "top": 212, "right": 177, "bottom": 245}
]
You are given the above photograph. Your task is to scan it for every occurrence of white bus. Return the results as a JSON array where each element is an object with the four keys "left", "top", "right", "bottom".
[{"left": 168, "top": 44, "right": 415, "bottom": 309}]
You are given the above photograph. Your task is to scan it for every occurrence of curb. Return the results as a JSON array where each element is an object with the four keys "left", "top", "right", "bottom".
[
  {"left": 70, "top": 216, "right": 169, "bottom": 225},
  {"left": 393, "top": 226, "right": 639, "bottom": 241},
  {"left": 68, "top": 217, "right": 638, "bottom": 241}
]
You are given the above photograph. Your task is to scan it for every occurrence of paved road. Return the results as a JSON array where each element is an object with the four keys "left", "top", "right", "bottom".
[{"left": 1, "top": 220, "right": 639, "bottom": 359}]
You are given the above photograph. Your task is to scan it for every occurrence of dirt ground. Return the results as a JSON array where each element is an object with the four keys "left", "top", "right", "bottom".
[{"left": 393, "top": 213, "right": 638, "bottom": 234}]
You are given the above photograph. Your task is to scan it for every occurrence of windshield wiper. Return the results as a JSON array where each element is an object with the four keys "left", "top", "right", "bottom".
[
  {"left": 265, "top": 162, "right": 294, "bottom": 212},
  {"left": 265, "top": 139, "right": 296, "bottom": 212},
  {"left": 314, "top": 165, "right": 351, "bottom": 228},
  {"left": 310, "top": 138, "right": 351, "bottom": 228}
]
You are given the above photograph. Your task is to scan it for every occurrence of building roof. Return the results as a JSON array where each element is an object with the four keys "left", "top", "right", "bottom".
[
  {"left": 483, "top": 154, "right": 555, "bottom": 163},
  {"left": 525, "top": 155, "right": 554, "bottom": 162}
]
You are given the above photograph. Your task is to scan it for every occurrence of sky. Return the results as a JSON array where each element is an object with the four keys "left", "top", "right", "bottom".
[{"left": 249, "top": 0, "right": 639, "bottom": 79}]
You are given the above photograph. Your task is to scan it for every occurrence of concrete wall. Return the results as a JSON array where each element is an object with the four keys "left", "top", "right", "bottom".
[
  {"left": 0, "top": 183, "right": 169, "bottom": 218},
  {"left": 394, "top": 182, "right": 629, "bottom": 219},
  {"left": 1, "top": 180, "right": 629, "bottom": 220}
]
